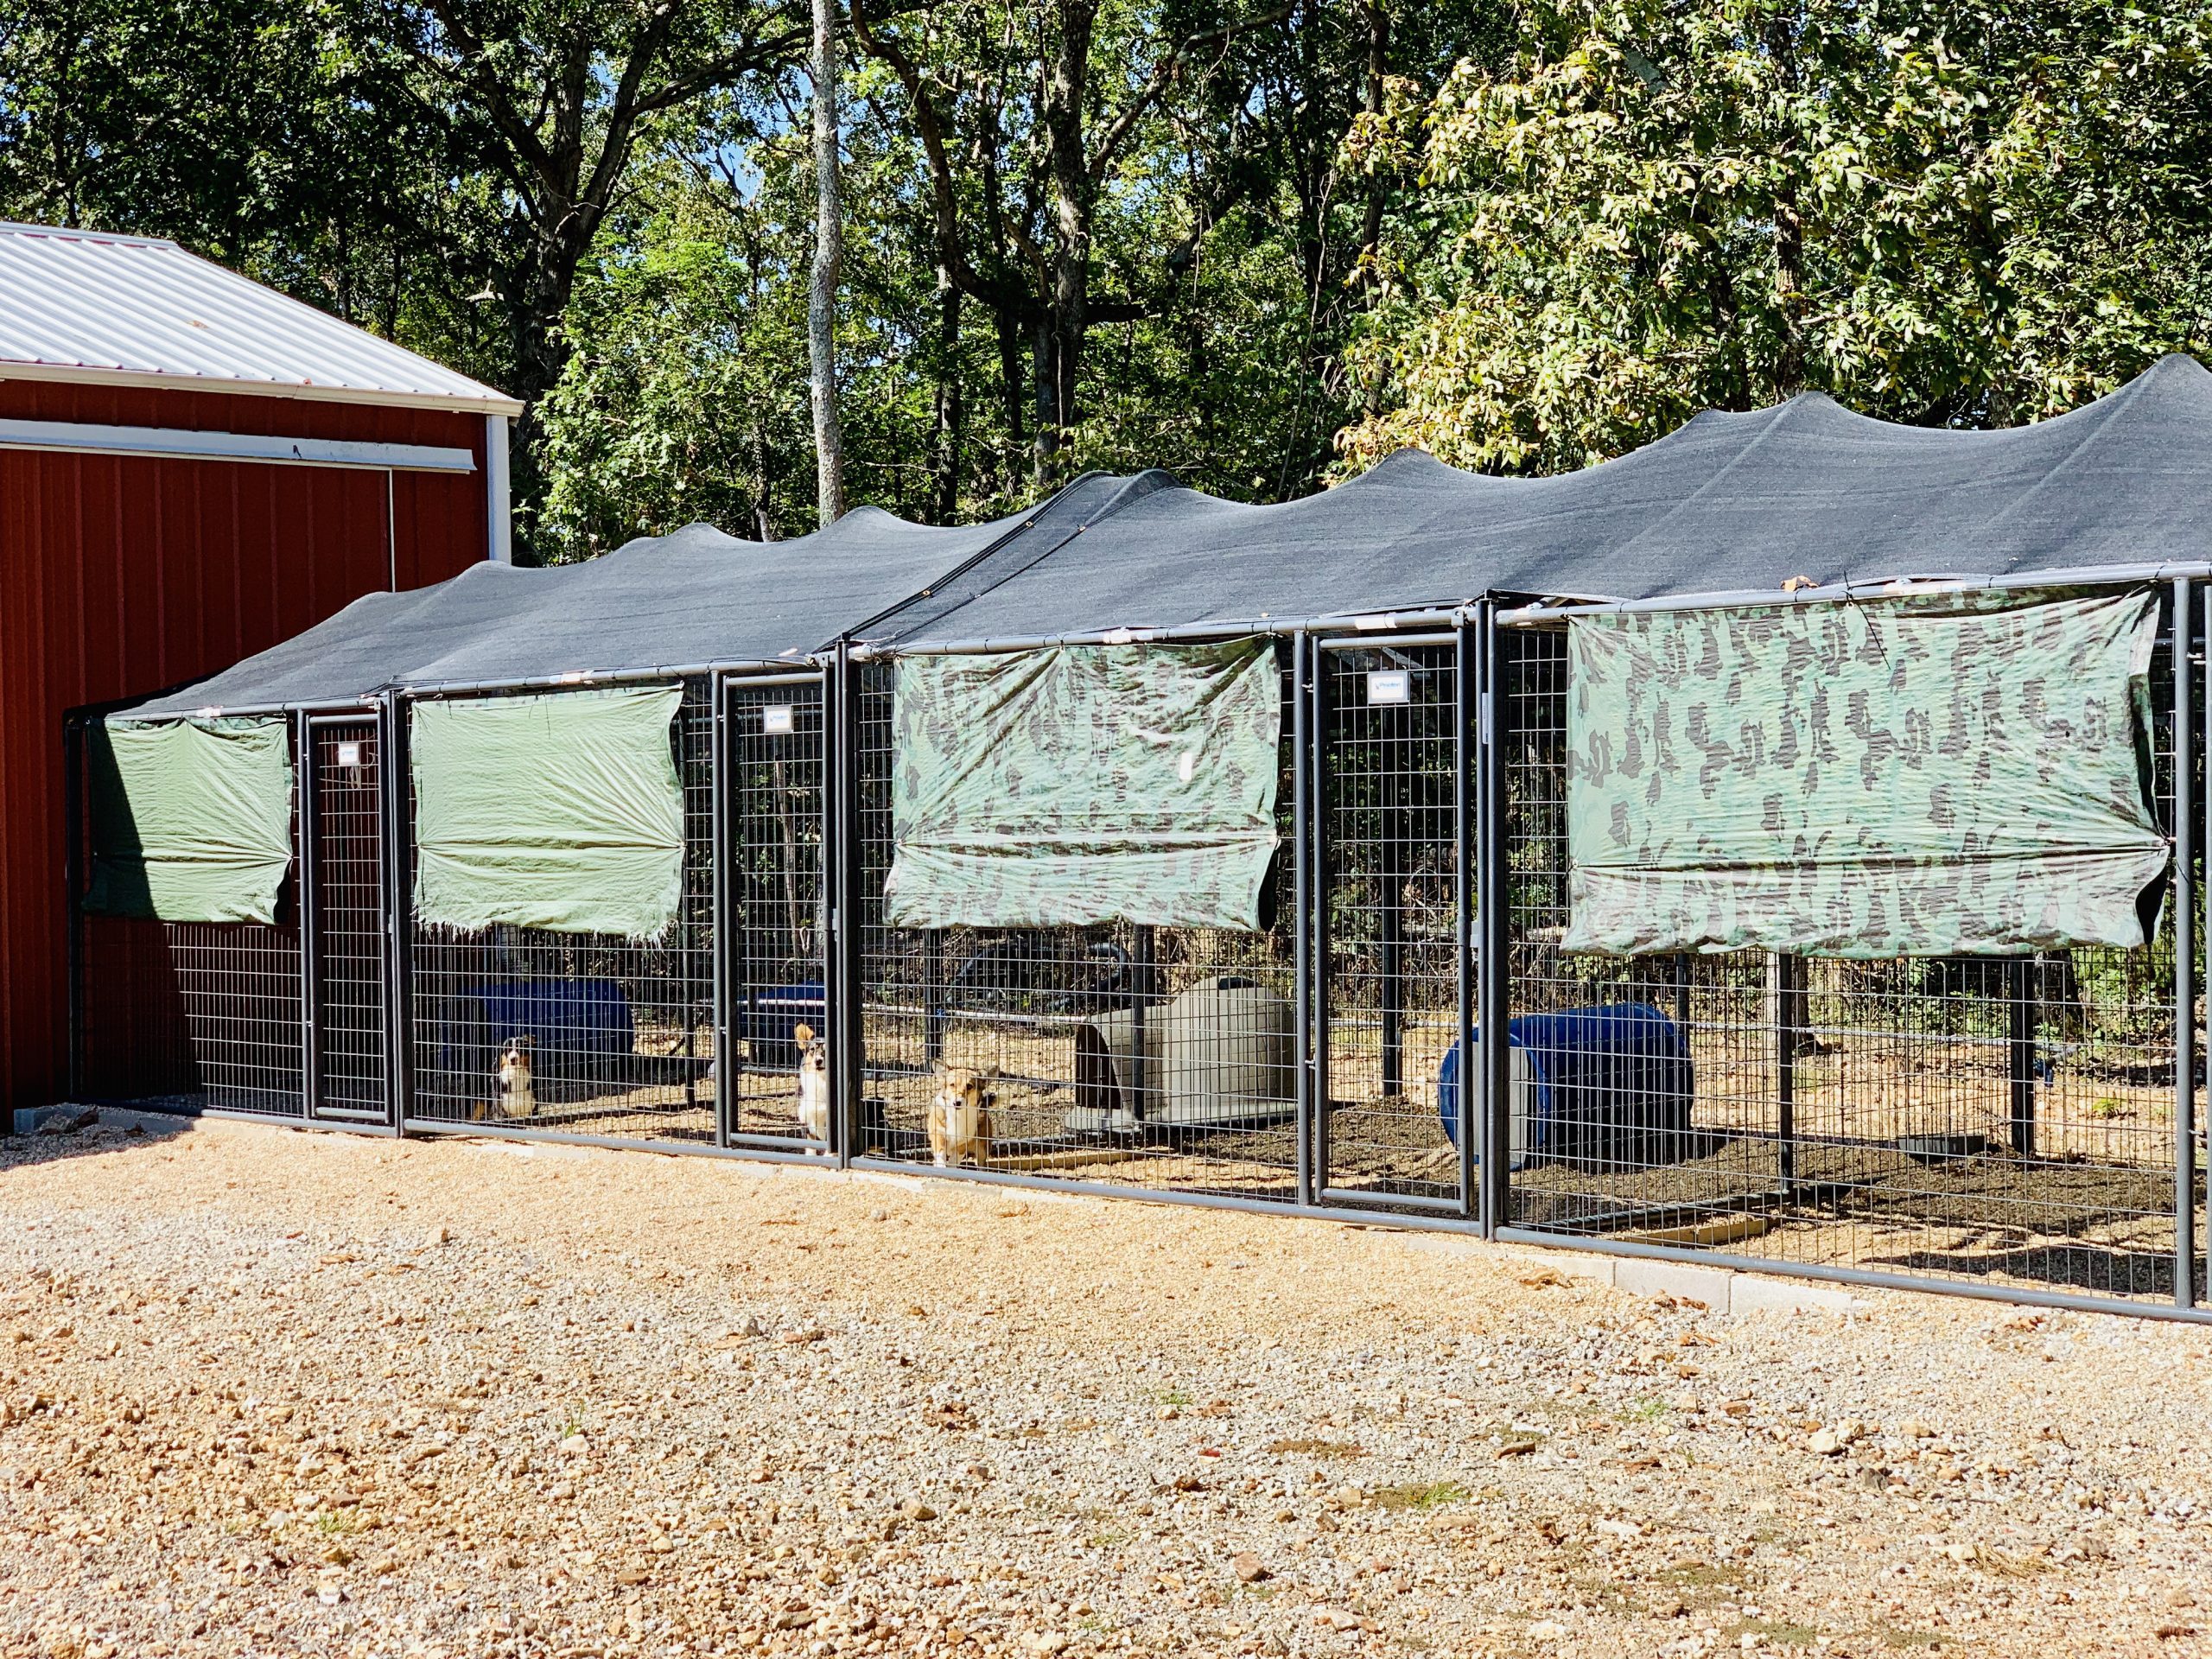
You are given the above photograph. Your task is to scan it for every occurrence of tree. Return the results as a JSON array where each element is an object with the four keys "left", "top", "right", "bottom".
[
  {"left": 359, "top": 0, "right": 811, "bottom": 521},
  {"left": 810, "top": 0, "right": 848, "bottom": 522},
  {"left": 852, "top": 0, "right": 1302, "bottom": 481},
  {"left": 1340, "top": 0, "right": 2212, "bottom": 476}
]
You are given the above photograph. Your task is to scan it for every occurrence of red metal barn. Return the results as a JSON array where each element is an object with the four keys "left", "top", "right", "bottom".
[{"left": 0, "top": 222, "right": 518, "bottom": 1118}]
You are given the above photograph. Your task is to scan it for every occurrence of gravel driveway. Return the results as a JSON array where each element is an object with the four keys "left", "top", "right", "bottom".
[{"left": 0, "top": 1114, "right": 2207, "bottom": 1658}]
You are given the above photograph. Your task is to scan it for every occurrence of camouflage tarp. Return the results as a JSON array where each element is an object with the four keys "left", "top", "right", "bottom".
[
  {"left": 1563, "top": 590, "right": 2170, "bottom": 957},
  {"left": 885, "top": 639, "right": 1281, "bottom": 930},
  {"left": 412, "top": 686, "right": 685, "bottom": 938}
]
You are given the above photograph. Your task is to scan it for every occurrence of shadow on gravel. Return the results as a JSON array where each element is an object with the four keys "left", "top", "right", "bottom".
[
  {"left": 1869, "top": 1241, "right": 2180, "bottom": 1300},
  {"left": 0, "top": 1109, "right": 194, "bottom": 1172}
]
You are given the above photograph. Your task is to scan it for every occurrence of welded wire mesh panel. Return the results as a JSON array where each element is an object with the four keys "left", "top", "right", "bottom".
[
  {"left": 1318, "top": 640, "right": 1464, "bottom": 1210},
  {"left": 78, "top": 912, "right": 198, "bottom": 1106},
  {"left": 725, "top": 676, "right": 828, "bottom": 1147},
  {"left": 310, "top": 720, "right": 386, "bottom": 1123},
  {"left": 74, "top": 715, "right": 306, "bottom": 1119},
  {"left": 855, "top": 658, "right": 1300, "bottom": 1200},
  {"left": 406, "top": 680, "right": 717, "bottom": 1144},
  {"left": 1502, "top": 610, "right": 2205, "bottom": 1306}
]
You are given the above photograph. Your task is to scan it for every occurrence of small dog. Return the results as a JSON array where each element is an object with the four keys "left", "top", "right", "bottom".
[
  {"left": 928, "top": 1062, "right": 995, "bottom": 1168},
  {"left": 795, "top": 1023, "right": 832, "bottom": 1144},
  {"left": 492, "top": 1034, "right": 536, "bottom": 1120}
]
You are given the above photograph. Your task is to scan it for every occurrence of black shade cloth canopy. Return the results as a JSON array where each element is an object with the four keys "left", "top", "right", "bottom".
[
  {"left": 868, "top": 353, "right": 2212, "bottom": 650},
  {"left": 129, "top": 354, "right": 2212, "bottom": 714},
  {"left": 130, "top": 476, "right": 1137, "bottom": 715}
]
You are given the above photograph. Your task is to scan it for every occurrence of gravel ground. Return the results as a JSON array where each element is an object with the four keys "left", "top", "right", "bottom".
[{"left": 1, "top": 1115, "right": 2209, "bottom": 1659}]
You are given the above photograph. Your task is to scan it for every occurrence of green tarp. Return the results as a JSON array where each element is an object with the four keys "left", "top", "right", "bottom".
[
  {"left": 412, "top": 687, "right": 685, "bottom": 938},
  {"left": 885, "top": 639, "right": 1282, "bottom": 931},
  {"left": 1563, "top": 590, "right": 2170, "bottom": 957},
  {"left": 86, "top": 716, "right": 295, "bottom": 924}
]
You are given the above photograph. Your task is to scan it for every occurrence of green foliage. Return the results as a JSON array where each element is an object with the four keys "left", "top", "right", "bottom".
[
  {"left": 1342, "top": 0, "right": 2212, "bottom": 474},
  {"left": 10, "top": 0, "right": 2210, "bottom": 558}
]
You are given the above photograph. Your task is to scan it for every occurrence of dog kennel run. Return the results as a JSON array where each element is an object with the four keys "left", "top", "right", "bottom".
[{"left": 66, "top": 359, "right": 2212, "bottom": 1321}]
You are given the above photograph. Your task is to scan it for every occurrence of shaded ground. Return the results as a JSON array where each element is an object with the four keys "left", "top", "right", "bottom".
[{"left": 0, "top": 1115, "right": 2209, "bottom": 1659}]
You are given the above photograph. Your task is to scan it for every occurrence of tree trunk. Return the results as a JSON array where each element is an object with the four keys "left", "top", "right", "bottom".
[
  {"left": 1765, "top": 9, "right": 1804, "bottom": 397},
  {"left": 995, "top": 310, "right": 1027, "bottom": 494},
  {"left": 1357, "top": 0, "right": 1389, "bottom": 276},
  {"left": 931, "top": 270, "right": 964, "bottom": 523},
  {"left": 809, "top": 0, "right": 847, "bottom": 525},
  {"left": 1033, "top": 0, "right": 1097, "bottom": 481}
]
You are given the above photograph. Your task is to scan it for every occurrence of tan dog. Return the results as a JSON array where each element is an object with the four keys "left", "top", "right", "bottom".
[{"left": 929, "top": 1062, "right": 995, "bottom": 1168}]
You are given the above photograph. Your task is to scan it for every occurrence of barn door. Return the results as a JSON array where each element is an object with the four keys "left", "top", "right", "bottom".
[
  {"left": 306, "top": 716, "right": 391, "bottom": 1126},
  {"left": 1314, "top": 636, "right": 1471, "bottom": 1212},
  {"left": 721, "top": 673, "right": 830, "bottom": 1148}
]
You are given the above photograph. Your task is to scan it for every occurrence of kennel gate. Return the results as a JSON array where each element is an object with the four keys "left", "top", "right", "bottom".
[
  {"left": 1312, "top": 632, "right": 1475, "bottom": 1215},
  {"left": 304, "top": 715, "right": 391, "bottom": 1125},
  {"left": 722, "top": 671, "right": 831, "bottom": 1151}
]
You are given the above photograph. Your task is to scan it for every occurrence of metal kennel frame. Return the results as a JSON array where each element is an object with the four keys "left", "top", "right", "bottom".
[
  {"left": 391, "top": 668, "right": 834, "bottom": 1160},
  {"left": 826, "top": 586, "right": 2206, "bottom": 1321},
  {"left": 66, "top": 702, "right": 398, "bottom": 1131},
  {"left": 59, "top": 577, "right": 2211, "bottom": 1321},
  {"left": 1486, "top": 601, "right": 2204, "bottom": 1311}
]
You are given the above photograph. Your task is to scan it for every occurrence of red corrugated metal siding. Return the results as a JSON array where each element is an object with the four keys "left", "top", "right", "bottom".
[{"left": 0, "top": 378, "right": 492, "bottom": 1114}]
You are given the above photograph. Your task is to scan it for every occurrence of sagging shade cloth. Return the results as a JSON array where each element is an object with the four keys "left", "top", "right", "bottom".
[
  {"left": 85, "top": 716, "right": 294, "bottom": 924},
  {"left": 885, "top": 639, "right": 1282, "bottom": 930},
  {"left": 411, "top": 687, "right": 685, "bottom": 938},
  {"left": 870, "top": 355, "right": 2212, "bottom": 649},
  {"left": 1562, "top": 591, "right": 2170, "bottom": 957}
]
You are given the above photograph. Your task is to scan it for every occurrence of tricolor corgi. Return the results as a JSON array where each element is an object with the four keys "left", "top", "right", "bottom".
[{"left": 493, "top": 1034, "right": 536, "bottom": 1119}]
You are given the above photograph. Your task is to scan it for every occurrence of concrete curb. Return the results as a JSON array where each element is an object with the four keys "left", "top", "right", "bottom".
[{"left": 1402, "top": 1230, "right": 1862, "bottom": 1315}]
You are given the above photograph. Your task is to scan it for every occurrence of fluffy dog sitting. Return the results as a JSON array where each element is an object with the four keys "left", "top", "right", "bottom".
[
  {"left": 794, "top": 1023, "right": 832, "bottom": 1145},
  {"left": 929, "top": 1062, "right": 995, "bottom": 1168}
]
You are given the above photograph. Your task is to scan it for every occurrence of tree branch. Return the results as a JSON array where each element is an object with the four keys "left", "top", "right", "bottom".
[
  {"left": 1086, "top": 4, "right": 1291, "bottom": 184},
  {"left": 849, "top": 0, "right": 1021, "bottom": 313}
]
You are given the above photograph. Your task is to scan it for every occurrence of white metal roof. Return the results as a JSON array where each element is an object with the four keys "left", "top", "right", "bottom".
[{"left": 0, "top": 222, "right": 523, "bottom": 415}]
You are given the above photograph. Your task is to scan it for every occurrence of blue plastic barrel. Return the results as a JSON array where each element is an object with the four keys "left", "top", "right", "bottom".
[
  {"left": 1437, "top": 1002, "right": 1694, "bottom": 1170},
  {"left": 471, "top": 977, "right": 637, "bottom": 1059}
]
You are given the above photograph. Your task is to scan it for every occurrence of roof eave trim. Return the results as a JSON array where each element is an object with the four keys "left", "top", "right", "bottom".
[{"left": 0, "top": 359, "right": 525, "bottom": 416}]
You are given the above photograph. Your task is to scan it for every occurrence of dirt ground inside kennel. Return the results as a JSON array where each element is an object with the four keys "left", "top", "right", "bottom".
[{"left": 3, "top": 1112, "right": 2208, "bottom": 1659}]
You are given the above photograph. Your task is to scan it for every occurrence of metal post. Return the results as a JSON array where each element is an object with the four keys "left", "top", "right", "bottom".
[
  {"left": 2008, "top": 956, "right": 2037, "bottom": 1158},
  {"left": 1379, "top": 721, "right": 1404, "bottom": 1102},
  {"left": 1292, "top": 633, "right": 1314, "bottom": 1211},
  {"left": 1477, "top": 602, "right": 1511, "bottom": 1237},
  {"left": 1130, "top": 925, "right": 1154, "bottom": 1118},
  {"left": 711, "top": 673, "right": 732, "bottom": 1151},
  {"left": 1308, "top": 647, "right": 1332, "bottom": 1204},
  {"left": 1454, "top": 617, "right": 1477, "bottom": 1219},
  {"left": 63, "top": 715, "right": 86, "bottom": 1104},
  {"left": 1774, "top": 952, "right": 1802, "bottom": 1194},
  {"left": 2177, "top": 578, "right": 2197, "bottom": 1309},
  {"left": 382, "top": 690, "right": 415, "bottom": 1133},
  {"left": 2197, "top": 578, "right": 2211, "bottom": 1307},
  {"left": 924, "top": 931, "right": 946, "bottom": 1066},
  {"left": 828, "top": 642, "right": 863, "bottom": 1169},
  {"left": 296, "top": 709, "right": 321, "bottom": 1119}
]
